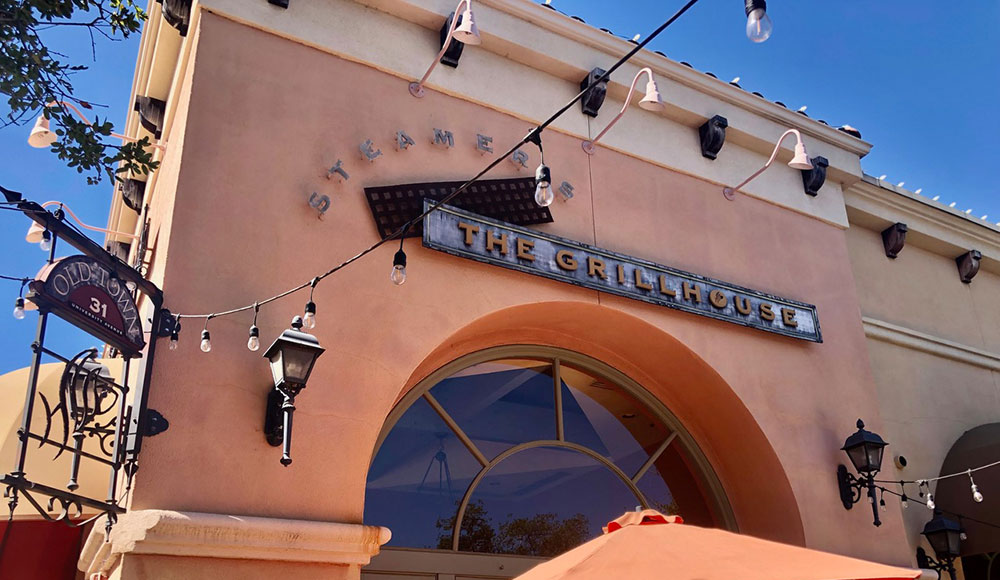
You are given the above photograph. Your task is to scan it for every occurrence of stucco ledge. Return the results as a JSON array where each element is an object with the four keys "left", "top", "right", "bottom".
[{"left": 78, "top": 510, "right": 391, "bottom": 577}]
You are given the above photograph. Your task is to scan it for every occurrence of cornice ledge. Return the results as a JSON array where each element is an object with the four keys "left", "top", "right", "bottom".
[
  {"left": 862, "top": 317, "right": 1000, "bottom": 372},
  {"left": 80, "top": 510, "right": 391, "bottom": 576},
  {"left": 846, "top": 180, "right": 1000, "bottom": 257},
  {"left": 476, "top": 0, "right": 873, "bottom": 158}
]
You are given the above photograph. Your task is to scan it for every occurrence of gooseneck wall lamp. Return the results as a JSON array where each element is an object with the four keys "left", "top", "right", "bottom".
[
  {"left": 581, "top": 68, "right": 664, "bottom": 155},
  {"left": 722, "top": 128, "right": 812, "bottom": 200},
  {"left": 916, "top": 511, "right": 964, "bottom": 580},
  {"left": 28, "top": 101, "right": 166, "bottom": 151},
  {"left": 262, "top": 316, "right": 325, "bottom": 466},
  {"left": 408, "top": 0, "right": 481, "bottom": 98},
  {"left": 837, "top": 419, "right": 889, "bottom": 527}
]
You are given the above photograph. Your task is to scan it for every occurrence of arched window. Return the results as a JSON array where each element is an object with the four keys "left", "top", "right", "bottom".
[{"left": 366, "top": 347, "right": 734, "bottom": 557}]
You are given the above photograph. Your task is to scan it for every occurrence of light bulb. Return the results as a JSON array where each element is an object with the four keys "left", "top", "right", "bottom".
[
  {"left": 303, "top": 301, "right": 317, "bottom": 329},
  {"left": 745, "top": 7, "right": 772, "bottom": 43},
  {"left": 13, "top": 297, "right": 25, "bottom": 320},
  {"left": 961, "top": 532, "right": 968, "bottom": 541},
  {"left": 247, "top": 325, "right": 260, "bottom": 351},
  {"left": 200, "top": 330, "right": 212, "bottom": 353},
  {"left": 168, "top": 332, "right": 179, "bottom": 350},
  {"left": 879, "top": 499, "right": 886, "bottom": 512},
  {"left": 534, "top": 163, "right": 554, "bottom": 207},
  {"left": 535, "top": 183, "right": 554, "bottom": 207},
  {"left": 926, "top": 493, "right": 935, "bottom": 510},
  {"left": 391, "top": 249, "right": 407, "bottom": 285},
  {"left": 901, "top": 494, "right": 909, "bottom": 509},
  {"left": 40, "top": 230, "right": 52, "bottom": 252},
  {"left": 868, "top": 495, "right": 874, "bottom": 505},
  {"left": 972, "top": 484, "right": 984, "bottom": 503}
]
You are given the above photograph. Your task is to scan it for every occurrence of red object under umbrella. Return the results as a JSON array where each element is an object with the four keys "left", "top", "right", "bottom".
[{"left": 514, "top": 509, "right": 921, "bottom": 580}]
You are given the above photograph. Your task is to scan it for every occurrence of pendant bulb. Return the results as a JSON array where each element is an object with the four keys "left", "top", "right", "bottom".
[
  {"left": 200, "top": 329, "right": 212, "bottom": 353},
  {"left": 534, "top": 163, "right": 554, "bottom": 207},
  {"left": 12, "top": 297, "right": 25, "bottom": 320},
  {"left": 391, "top": 249, "right": 407, "bottom": 285},
  {"left": 900, "top": 493, "right": 908, "bottom": 509},
  {"left": 972, "top": 483, "right": 984, "bottom": 503},
  {"left": 168, "top": 331, "right": 179, "bottom": 351},
  {"left": 926, "top": 492, "right": 935, "bottom": 510},
  {"left": 303, "top": 301, "right": 317, "bottom": 329},
  {"left": 247, "top": 325, "right": 260, "bottom": 351},
  {"left": 39, "top": 230, "right": 52, "bottom": 252}
]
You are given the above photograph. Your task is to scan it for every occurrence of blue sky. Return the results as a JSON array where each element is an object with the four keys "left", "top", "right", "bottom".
[{"left": 0, "top": 0, "right": 998, "bottom": 375}]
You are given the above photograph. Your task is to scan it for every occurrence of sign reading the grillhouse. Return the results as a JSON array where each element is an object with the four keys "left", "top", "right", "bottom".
[
  {"left": 29, "top": 255, "right": 146, "bottom": 356},
  {"left": 424, "top": 202, "right": 821, "bottom": 342}
]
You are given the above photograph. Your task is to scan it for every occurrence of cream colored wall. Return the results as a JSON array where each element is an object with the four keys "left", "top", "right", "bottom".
[
  {"left": 846, "top": 202, "right": 1000, "bottom": 576},
  {"left": 98, "top": 12, "right": 925, "bottom": 578}
]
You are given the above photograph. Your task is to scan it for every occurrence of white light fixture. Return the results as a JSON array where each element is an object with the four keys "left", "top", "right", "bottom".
[
  {"left": 27, "top": 101, "right": 166, "bottom": 151},
  {"left": 744, "top": 0, "right": 773, "bottom": 43},
  {"left": 722, "top": 129, "right": 813, "bottom": 200},
  {"left": 582, "top": 68, "right": 664, "bottom": 155},
  {"left": 409, "top": 0, "right": 481, "bottom": 98}
]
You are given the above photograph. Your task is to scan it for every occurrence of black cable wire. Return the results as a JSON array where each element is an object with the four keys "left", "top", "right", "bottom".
[
  {"left": 174, "top": 0, "right": 702, "bottom": 321},
  {"left": 0, "top": 275, "right": 31, "bottom": 283},
  {"left": 876, "top": 482, "right": 1000, "bottom": 531}
]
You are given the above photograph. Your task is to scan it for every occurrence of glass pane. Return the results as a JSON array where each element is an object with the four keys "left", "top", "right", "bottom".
[
  {"left": 443, "top": 446, "right": 640, "bottom": 556},
  {"left": 431, "top": 359, "right": 556, "bottom": 460},
  {"left": 560, "top": 364, "right": 672, "bottom": 477},
  {"left": 365, "top": 396, "right": 483, "bottom": 549},
  {"left": 635, "top": 443, "right": 718, "bottom": 528}
]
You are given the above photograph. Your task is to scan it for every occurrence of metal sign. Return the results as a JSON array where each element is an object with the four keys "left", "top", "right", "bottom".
[
  {"left": 423, "top": 202, "right": 822, "bottom": 342},
  {"left": 28, "top": 255, "right": 146, "bottom": 356}
]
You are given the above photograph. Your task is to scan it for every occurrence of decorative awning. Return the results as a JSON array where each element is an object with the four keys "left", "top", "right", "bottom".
[{"left": 935, "top": 423, "right": 1000, "bottom": 556}]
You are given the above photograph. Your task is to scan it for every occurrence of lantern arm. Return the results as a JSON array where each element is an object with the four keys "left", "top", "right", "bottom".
[
  {"left": 916, "top": 547, "right": 957, "bottom": 580},
  {"left": 836, "top": 464, "right": 882, "bottom": 527}
]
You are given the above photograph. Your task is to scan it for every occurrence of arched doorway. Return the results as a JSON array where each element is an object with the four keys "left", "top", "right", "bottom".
[{"left": 363, "top": 346, "right": 735, "bottom": 579}]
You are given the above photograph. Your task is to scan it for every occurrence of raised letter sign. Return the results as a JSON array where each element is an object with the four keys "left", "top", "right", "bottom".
[{"left": 424, "top": 203, "right": 822, "bottom": 342}]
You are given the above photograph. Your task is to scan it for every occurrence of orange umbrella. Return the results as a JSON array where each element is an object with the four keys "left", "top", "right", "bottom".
[{"left": 514, "top": 510, "right": 921, "bottom": 580}]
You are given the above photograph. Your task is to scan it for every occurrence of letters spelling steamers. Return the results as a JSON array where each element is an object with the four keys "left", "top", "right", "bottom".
[{"left": 423, "top": 202, "right": 822, "bottom": 343}]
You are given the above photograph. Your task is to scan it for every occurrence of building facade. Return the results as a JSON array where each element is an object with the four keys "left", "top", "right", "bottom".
[{"left": 3, "top": 0, "right": 999, "bottom": 578}]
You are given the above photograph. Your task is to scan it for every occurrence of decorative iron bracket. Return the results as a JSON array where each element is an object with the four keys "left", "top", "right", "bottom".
[
  {"left": 439, "top": 12, "right": 466, "bottom": 68},
  {"left": 837, "top": 464, "right": 881, "bottom": 527},
  {"left": 698, "top": 115, "right": 728, "bottom": 160},
  {"left": 580, "top": 68, "right": 609, "bottom": 117},
  {"left": 800, "top": 156, "right": 828, "bottom": 196},
  {"left": 916, "top": 547, "right": 957, "bottom": 580},
  {"left": 956, "top": 250, "right": 981, "bottom": 284},
  {"left": 881, "top": 223, "right": 908, "bottom": 259}
]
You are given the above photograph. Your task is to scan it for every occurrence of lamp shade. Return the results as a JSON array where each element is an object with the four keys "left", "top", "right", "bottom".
[
  {"left": 25, "top": 221, "right": 45, "bottom": 243},
  {"left": 262, "top": 316, "right": 325, "bottom": 393},
  {"left": 638, "top": 79, "right": 665, "bottom": 112},
  {"left": 921, "top": 512, "right": 963, "bottom": 559},
  {"left": 788, "top": 141, "right": 813, "bottom": 170},
  {"left": 452, "top": 8, "right": 481, "bottom": 45},
  {"left": 842, "top": 419, "right": 887, "bottom": 474},
  {"left": 28, "top": 115, "right": 58, "bottom": 149}
]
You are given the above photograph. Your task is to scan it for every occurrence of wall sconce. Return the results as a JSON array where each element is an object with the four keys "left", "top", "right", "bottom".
[
  {"left": 28, "top": 101, "right": 166, "bottom": 151},
  {"left": 916, "top": 511, "right": 964, "bottom": 580},
  {"left": 800, "top": 155, "right": 828, "bottom": 196},
  {"left": 698, "top": 115, "right": 728, "bottom": 160},
  {"left": 581, "top": 68, "right": 664, "bottom": 155},
  {"left": 881, "top": 223, "right": 908, "bottom": 259},
  {"left": 955, "top": 250, "right": 981, "bottom": 284},
  {"left": 579, "top": 67, "right": 608, "bottom": 117},
  {"left": 837, "top": 419, "right": 888, "bottom": 527},
  {"left": 722, "top": 128, "right": 812, "bottom": 200},
  {"left": 408, "top": 0, "right": 480, "bottom": 98},
  {"left": 262, "top": 316, "right": 325, "bottom": 466}
]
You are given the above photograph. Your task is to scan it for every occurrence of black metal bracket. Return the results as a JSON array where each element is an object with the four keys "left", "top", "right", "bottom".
[
  {"left": 155, "top": 309, "right": 178, "bottom": 338},
  {"left": 956, "top": 250, "right": 982, "bottom": 284},
  {"left": 439, "top": 12, "right": 465, "bottom": 68},
  {"left": 134, "top": 96, "right": 167, "bottom": 139},
  {"left": 698, "top": 115, "right": 728, "bottom": 160},
  {"left": 881, "top": 223, "right": 908, "bottom": 259},
  {"left": 120, "top": 179, "right": 146, "bottom": 213},
  {"left": 580, "top": 67, "right": 608, "bottom": 117},
  {"left": 143, "top": 409, "right": 169, "bottom": 437},
  {"left": 800, "top": 156, "right": 828, "bottom": 196},
  {"left": 264, "top": 389, "right": 285, "bottom": 447},
  {"left": 268, "top": 0, "right": 289, "bottom": 7},
  {"left": 837, "top": 464, "right": 881, "bottom": 526},
  {"left": 917, "top": 547, "right": 957, "bottom": 580}
]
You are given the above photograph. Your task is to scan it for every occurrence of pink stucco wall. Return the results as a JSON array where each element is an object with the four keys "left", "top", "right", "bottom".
[{"left": 131, "top": 11, "right": 914, "bottom": 570}]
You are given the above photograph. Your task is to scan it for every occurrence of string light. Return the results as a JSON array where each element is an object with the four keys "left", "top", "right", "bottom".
[
  {"left": 969, "top": 470, "right": 984, "bottom": 503},
  {"left": 39, "top": 229, "right": 52, "bottom": 252},
  {"left": 879, "top": 488, "right": 887, "bottom": 512},
  {"left": 528, "top": 132, "right": 553, "bottom": 207},
  {"left": 303, "top": 278, "right": 318, "bottom": 329},
  {"left": 2, "top": 275, "right": 31, "bottom": 320},
  {"left": 248, "top": 303, "right": 261, "bottom": 352},
  {"left": 13, "top": 297, "right": 25, "bottom": 320},
  {"left": 200, "top": 317, "right": 213, "bottom": 353},
  {"left": 391, "top": 238, "right": 407, "bottom": 286}
]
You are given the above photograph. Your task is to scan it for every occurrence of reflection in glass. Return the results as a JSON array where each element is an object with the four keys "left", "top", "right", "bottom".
[{"left": 365, "top": 355, "right": 723, "bottom": 555}]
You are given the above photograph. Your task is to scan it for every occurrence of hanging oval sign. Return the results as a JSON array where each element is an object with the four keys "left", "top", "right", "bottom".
[{"left": 28, "top": 255, "right": 146, "bottom": 357}]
